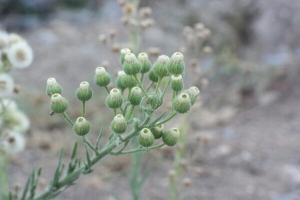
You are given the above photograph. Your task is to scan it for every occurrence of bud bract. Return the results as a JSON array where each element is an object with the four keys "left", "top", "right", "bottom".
[
  {"left": 152, "top": 55, "right": 169, "bottom": 77},
  {"left": 170, "top": 74, "right": 183, "bottom": 91},
  {"left": 148, "top": 70, "right": 159, "bottom": 82},
  {"left": 73, "top": 117, "right": 90, "bottom": 136},
  {"left": 110, "top": 114, "right": 127, "bottom": 134},
  {"left": 167, "top": 52, "right": 185, "bottom": 74},
  {"left": 129, "top": 87, "right": 143, "bottom": 105},
  {"left": 146, "top": 94, "right": 162, "bottom": 110},
  {"left": 138, "top": 128, "right": 155, "bottom": 147},
  {"left": 172, "top": 93, "right": 191, "bottom": 113},
  {"left": 76, "top": 81, "right": 93, "bottom": 101},
  {"left": 123, "top": 53, "right": 141, "bottom": 75},
  {"left": 116, "top": 71, "right": 127, "bottom": 90},
  {"left": 50, "top": 93, "right": 68, "bottom": 113},
  {"left": 138, "top": 53, "right": 151, "bottom": 73},
  {"left": 106, "top": 88, "right": 123, "bottom": 109},
  {"left": 94, "top": 67, "right": 111, "bottom": 87},
  {"left": 187, "top": 86, "right": 200, "bottom": 105},
  {"left": 120, "top": 48, "right": 131, "bottom": 65},
  {"left": 162, "top": 128, "right": 180, "bottom": 146},
  {"left": 151, "top": 124, "right": 164, "bottom": 139}
]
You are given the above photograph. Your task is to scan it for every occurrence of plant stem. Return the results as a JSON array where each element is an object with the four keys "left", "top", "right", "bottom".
[
  {"left": 133, "top": 75, "right": 148, "bottom": 98},
  {"left": 61, "top": 112, "right": 74, "bottom": 126},
  {"left": 0, "top": 155, "right": 9, "bottom": 199},
  {"left": 104, "top": 86, "right": 110, "bottom": 93},
  {"left": 146, "top": 82, "right": 154, "bottom": 92},
  {"left": 161, "top": 77, "right": 171, "bottom": 101},
  {"left": 154, "top": 111, "right": 177, "bottom": 127},
  {"left": 126, "top": 105, "right": 135, "bottom": 121},
  {"left": 82, "top": 101, "right": 86, "bottom": 117},
  {"left": 120, "top": 143, "right": 164, "bottom": 154},
  {"left": 154, "top": 77, "right": 162, "bottom": 95}
]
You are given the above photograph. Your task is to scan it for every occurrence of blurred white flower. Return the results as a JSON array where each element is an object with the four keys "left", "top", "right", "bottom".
[
  {"left": 6, "top": 41, "right": 33, "bottom": 68},
  {"left": 8, "top": 33, "right": 24, "bottom": 46},
  {"left": 0, "top": 31, "right": 8, "bottom": 50},
  {"left": 0, "top": 74, "right": 14, "bottom": 98},
  {"left": 5, "top": 110, "right": 30, "bottom": 133},
  {"left": 0, "top": 130, "right": 25, "bottom": 155},
  {"left": 0, "top": 99, "right": 18, "bottom": 114}
]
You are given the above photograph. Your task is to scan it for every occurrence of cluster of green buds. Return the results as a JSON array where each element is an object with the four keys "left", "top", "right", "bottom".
[
  {"left": 46, "top": 48, "right": 200, "bottom": 150},
  {"left": 0, "top": 31, "right": 33, "bottom": 155}
]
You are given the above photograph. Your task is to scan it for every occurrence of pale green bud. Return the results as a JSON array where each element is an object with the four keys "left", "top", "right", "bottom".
[
  {"left": 106, "top": 88, "right": 123, "bottom": 109},
  {"left": 162, "top": 128, "right": 180, "bottom": 146},
  {"left": 120, "top": 48, "right": 131, "bottom": 65},
  {"left": 138, "top": 128, "right": 155, "bottom": 147},
  {"left": 73, "top": 117, "right": 90, "bottom": 136},
  {"left": 170, "top": 74, "right": 183, "bottom": 91},
  {"left": 46, "top": 78, "right": 62, "bottom": 95},
  {"left": 138, "top": 53, "right": 151, "bottom": 73},
  {"left": 110, "top": 114, "right": 127, "bottom": 134},
  {"left": 123, "top": 53, "right": 141, "bottom": 75},
  {"left": 148, "top": 70, "right": 159, "bottom": 82},
  {"left": 167, "top": 52, "right": 185, "bottom": 74},
  {"left": 129, "top": 87, "right": 143, "bottom": 105},
  {"left": 172, "top": 93, "right": 191, "bottom": 113},
  {"left": 116, "top": 71, "right": 127, "bottom": 90},
  {"left": 94, "top": 67, "right": 111, "bottom": 87},
  {"left": 152, "top": 55, "right": 169, "bottom": 77},
  {"left": 50, "top": 93, "right": 68, "bottom": 113},
  {"left": 187, "top": 86, "right": 200, "bottom": 105},
  {"left": 121, "top": 74, "right": 137, "bottom": 88},
  {"left": 150, "top": 124, "right": 164, "bottom": 139},
  {"left": 76, "top": 81, "right": 93, "bottom": 101},
  {"left": 146, "top": 94, "right": 162, "bottom": 110}
]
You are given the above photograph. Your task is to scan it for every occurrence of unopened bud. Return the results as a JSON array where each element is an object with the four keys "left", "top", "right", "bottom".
[
  {"left": 106, "top": 88, "right": 123, "bottom": 109},
  {"left": 46, "top": 78, "right": 62, "bottom": 95},
  {"left": 120, "top": 48, "right": 131, "bottom": 65},
  {"left": 121, "top": 74, "right": 137, "bottom": 88},
  {"left": 116, "top": 71, "right": 127, "bottom": 90},
  {"left": 138, "top": 128, "right": 155, "bottom": 147},
  {"left": 167, "top": 52, "right": 185, "bottom": 74},
  {"left": 73, "top": 117, "right": 90, "bottom": 136},
  {"left": 123, "top": 53, "right": 141, "bottom": 75},
  {"left": 148, "top": 70, "right": 159, "bottom": 82},
  {"left": 187, "top": 86, "right": 200, "bottom": 105},
  {"left": 94, "top": 67, "right": 111, "bottom": 87},
  {"left": 129, "top": 87, "right": 143, "bottom": 105},
  {"left": 153, "top": 55, "right": 169, "bottom": 77},
  {"left": 110, "top": 114, "right": 127, "bottom": 134},
  {"left": 150, "top": 124, "right": 164, "bottom": 139},
  {"left": 146, "top": 94, "right": 162, "bottom": 109},
  {"left": 170, "top": 74, "right": 183, "bottom": 91},
  {"left": 50, "top": 94, "right": 68, "bottom": 113},
  {"left": 162, "top": 128, "right": 180, "bottom": 146},
  {"left": 173, "top": 93, "right": 191, "bottom": 113},
  {"left": 76, "top": 81, "right": 93, "bottom": 101},
  {"left": 138, "top": 53, "right": 151, "bottom": 73}
]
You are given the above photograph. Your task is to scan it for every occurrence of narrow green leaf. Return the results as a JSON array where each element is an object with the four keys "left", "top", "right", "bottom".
[{"left": 71, "top": 142, "right": 78, "bottom": 160}]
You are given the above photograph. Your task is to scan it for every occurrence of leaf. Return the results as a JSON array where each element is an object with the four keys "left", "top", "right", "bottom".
[{"left": 71, "top": 142, "right": 78, "bottom": 160}]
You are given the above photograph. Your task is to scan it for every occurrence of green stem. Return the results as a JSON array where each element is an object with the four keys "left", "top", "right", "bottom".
[
  {"left": 154, "top": 77, "right": 162, "bottom": 95},
  {"left": 126, "top": 105, "right": 135, "bottom": 121},
  {"left": 133, "top": 75, "right": 148, "bottom": 98},
  {"left": 120, "top": 143, "right": 164, "bottom": 154},
  {"left": 104, "top": 86, "right": 110, "bottom": 93},
  {"left": 161, "top": 77, "right": 171, "bottom": 101},
  {"left": 154, "top": 111, "right": 177, "bottom": 127},
  {"left": 82, "top": 101, "right": 86, "bottom": 117},
  {"left": 140, "top": 73, "right": 144, "bottom": 84},
  {"left": 146, "top": 82, "right": 154, "bottom": 92},
  {"left": 113, "top": 109, "right": 117, "bottom": 116},
  {"left": 61, "top": 112, "right": 74, "bottom": 126}
]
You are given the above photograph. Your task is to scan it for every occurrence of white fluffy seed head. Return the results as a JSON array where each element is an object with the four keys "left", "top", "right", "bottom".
[
  {"left": 0, "top": 74, "right": 14, "bottom": 98},
  {"left": 5, "top": 110, "right": 30, "bottom": 133},
  {"left": 0, "top": 131, "right": 26, "bottom": 155},
  {"left": 6, "top": 41, "right": 33, "bottom": 68},
  {"left": 8, "top": 33, "right": 23, "bottom": 45},
  {"left": 0, "top": 31, "right": 8, "bottom": 49}
]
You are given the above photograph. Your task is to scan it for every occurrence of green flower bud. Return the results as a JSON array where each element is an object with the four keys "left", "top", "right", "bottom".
[
  {"left": 133, "top": 118, "right": 141, "bottom": 129},
  {"left": 167, "top": 52, "right": 185, "bottom": 74},
  {"left": 146, "top": 94, "right": 162, "bottom": 110},
  {"left": 172, "top": 93, "right": 191, "bottom": 113},
  {"left": 76, "top": 81, "right": 93, "bottom": 101},
  {"left": 152, "top": 55, "right": 169, "bottom": 78},
  {"left": 120, "top": 48, "right": 131, "bottom": 65},
  {"left": 148, "top": 70, "right": 159, "bottom": 82},
  {"left": 110, "top": 114, "right": 127, "bottom": 134},
  {"left": 121, "top": 74, "right": 137, "bottom": 88},
  {"left": 162, "top": 128, "right": 180, "bottom": 146},
  {"left": 123, "top": 53, "right": 142, "bottom": 75},
  {"left": 129, "top": 87, "right": 143, "bottom": 105},
  {"left": 150, "top": 124, "right": 164, "bottom": 139},
  {"left": 94, "top": 67, "right": 111, "bottom": 87},
  {"left": 50, "top": 94, "right": 68, "bottom": 113},
  {"left": 138, "top": 53, "right": 151, "bottom": 73},
  {"left": 46, "top": 78, "right": 62, "bottom": 95},
  {"left": 170, "top": 74, "right": 183, "bottom": 91},
  {"left": 73, "top": 117, "right": 90, "bottom": 136},
  {"left": 116, "top": 71, "right": 127, "bottom": 90},
  {"left": 187, "top": 86, "right": 200, "bottom": 105},
  {"left": 106, "top": 88, "right": 123, "bottom": 109},
  {"left": 138, "top": 128, "right": 155, "bottom": 147}
]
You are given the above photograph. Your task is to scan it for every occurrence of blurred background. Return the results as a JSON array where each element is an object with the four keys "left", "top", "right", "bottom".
[{"left": 1, "top": 0, "right": 300, "bottom": 199}]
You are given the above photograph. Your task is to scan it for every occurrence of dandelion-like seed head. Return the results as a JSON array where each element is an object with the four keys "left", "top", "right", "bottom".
[{"left": 6, "top": 41, "right": 33, "bottom": 68}]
